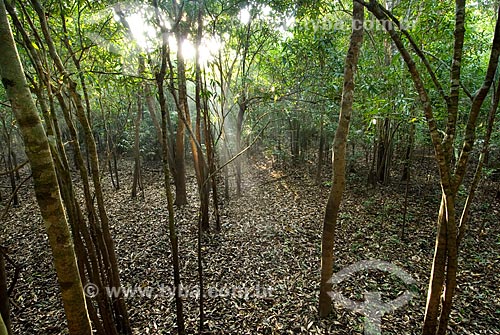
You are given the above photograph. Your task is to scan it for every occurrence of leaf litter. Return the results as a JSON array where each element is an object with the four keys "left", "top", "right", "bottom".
[{"left": 0, "top": 157, "right": 499, "bottom": 334}]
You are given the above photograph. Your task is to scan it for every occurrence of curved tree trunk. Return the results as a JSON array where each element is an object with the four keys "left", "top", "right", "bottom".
[{"left": 319, "top": 1, "right": 364, "bottom": 317}]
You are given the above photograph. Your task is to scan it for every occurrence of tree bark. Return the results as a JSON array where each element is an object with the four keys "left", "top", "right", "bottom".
[
  {"left": 173, "top": 27, "right": 189, "bottom": 206},
  {"left": 132, "top": 91, "right": 144, "bottom": 199},
  {"left": 316, "top": 114, "right": 325, "bottom": 184},
  {"left": 458, "top": 80, "right": 500, "bottom": 245},
  {"left": 153, "top": 2, "right": 186, "bottom": 331},
  {"left": 0, "top": 250, "right": 12, "bottom": 335},
  {"left": 319, "top": 1, "right": 364, "bottom": 317}
]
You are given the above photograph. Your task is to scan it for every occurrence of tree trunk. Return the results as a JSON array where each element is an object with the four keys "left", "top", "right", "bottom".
[
  {"left": 193, "top": 4, "right": 210, "bottom": 232},
  {"left": 0, "top": 251, "right": 12, "bottom": 335},
  {"left": 159, "top": 81, "right": 186, "bottom": 334},
  {"left": 376, "top": 117, "right": 391, "bottom": 184},
  {"left": 100, "top": 103, "right": 117, "bottom": 190},
  {"left": 132, "top": 92, "right": 144, "bottom": 199},
  {"left": 236, "top": 102, "right": 245, "bottom": 196},
  {"left": 174, "top": 31, "right": 189, "bottom": 206},
  {"left": 0, "top": 313, "right": 7, "bottom": 335},
  {"left": 203, "top": 81, "right": 221, "bottom": 231},
  {"left": 401, "top": 120, "right": 415, "bottom": 239},
  {"left": 319, "top": 1, "right": 364, "bottom": 317},
  {"left": 457, "top": 80, "right": 500, "bottom": 245},
  {"left": 0, "top": 4, "right": 92, "bottom": 333},
  {"left": 316, "top": 114, "right": 325, "bottom": 184},
  {"left": 153, "top": 3, "right": 186, "bottom": 330},
  {"left": 1, "top": 121, "right": 17, "bottom": 207}
]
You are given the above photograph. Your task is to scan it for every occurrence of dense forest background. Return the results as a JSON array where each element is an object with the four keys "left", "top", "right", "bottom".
[{"left": 0, "top": 0, "right": 499, "bottom": 334}]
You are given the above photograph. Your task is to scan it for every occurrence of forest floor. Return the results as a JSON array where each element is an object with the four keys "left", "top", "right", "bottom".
[{"left": 1, "top": 154, "right": 499, "bottom": 334}]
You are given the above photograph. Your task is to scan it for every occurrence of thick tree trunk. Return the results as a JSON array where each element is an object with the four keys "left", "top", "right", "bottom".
[
  {"left": 319, "top": 1, "right": 364, "bottom": 317},
  {"left": 0, "top": 4, "right": 92, "bottom": 334}
]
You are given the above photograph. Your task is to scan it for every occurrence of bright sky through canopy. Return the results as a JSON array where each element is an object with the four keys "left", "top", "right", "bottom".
[
  {"left": 124, "top": 12, "right": 158, "bottom": 51},
  {"left": 111, "top": 4, "right": 220, "bottom": 65},
  {"left": 239, "top": 7, "right": 251, "bottom": 24}
]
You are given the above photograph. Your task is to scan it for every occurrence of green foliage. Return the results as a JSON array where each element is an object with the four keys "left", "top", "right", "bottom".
[{"left": 4, "top": 0, "right": 498, "bottom": 173}]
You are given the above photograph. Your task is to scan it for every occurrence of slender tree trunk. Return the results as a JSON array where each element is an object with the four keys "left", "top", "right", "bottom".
[
  {"left": 0, "top": 4, "right": 92, "bottom": 333},
  {"left": 290, "top": 118, "right": 301, "bottom": 164},
  {"left": 6, "top": 149, "right": 17, "bottom": 207},
  {"left": 319, "top": 1, "right": 364, "bottom": 317},
  {"left": 174, "top": 29, "right": 189, "bottom": 206},
  {"left": 401, "top": 120, "right": 415, "bottom": 239},
  {"left": 316, "top": 114, "right": 325, "bottom": 184},
  {"left": 153, "top": 3, "right": 186, "bottom": 331},
  {"left": 40, "top": 89, "right": 116, "bottom": 335},
  {"left": 194, "top": 4, "right": 207, "bottom": 330},
  {"left": 113, "top": 146, "right": 120, "bottom": 190},
  {"left": 101, "top": 104, "right": 117, "bottom": 190},
  {"left": 173, "top": 104, "right": 187, "bottom": 206},
  {"left": 236, "top": 102, "right": 245, "bottom": 196},
  {"left": 1, "top": 122, "right": 17, "bottom": 207},
  {"left": 159, "top": 84, "right": 186, "bottom": 334},
  {"left": 70, "top": 82, "right": 131, "bottom": 335},
  {"left": 192, "top": 4, "right": 210, "bottom": 233},
  {"left": 203, "top": 84, "right": 221, "bottom": 231},
  {"left": 457, "top": 80, "right": 499, "bottom": 245},
  {"left": 132, "top": 92, "right": 144, "bottom": 199},
  {"left": 53, "top": 89, "right": 120, "bottom": 335},
  {"left": 223, "top": 137, "right": 231, "bottom": 199}
]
